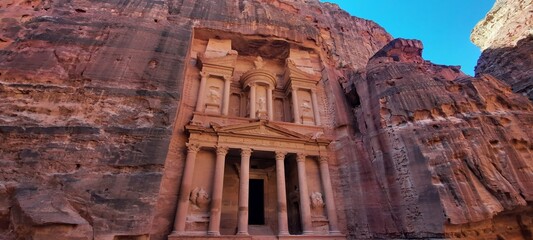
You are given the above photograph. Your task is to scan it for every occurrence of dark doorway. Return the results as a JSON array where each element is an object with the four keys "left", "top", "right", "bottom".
[{"left": 248, "top": 179, "right": 265, "bottom": 225}]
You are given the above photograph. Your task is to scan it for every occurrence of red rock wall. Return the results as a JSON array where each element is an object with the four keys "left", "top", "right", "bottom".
[
  {"left": 0, "top": 0, "right": 391, "bottom": 239},
  {"left": 1, "top": 0, "right": 532, "bottom": 239},
  {"left": 340, "top": 39, "right": 533, "bottom": 239}
]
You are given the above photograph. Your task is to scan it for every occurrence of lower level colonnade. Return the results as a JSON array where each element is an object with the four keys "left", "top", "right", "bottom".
[{"left": 169, "top": 142, "right": 342, "bottom": 238}]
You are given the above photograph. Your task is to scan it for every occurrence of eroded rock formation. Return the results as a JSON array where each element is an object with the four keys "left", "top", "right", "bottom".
[
  {"left": 471, "top": 0, "right": 533, "bottom": 100},
  {"left": 341, "top": 38, "right": 533, "bottom": 239},
  {"left": 0, "top": 0, "right": 531, "bottom": 239}
]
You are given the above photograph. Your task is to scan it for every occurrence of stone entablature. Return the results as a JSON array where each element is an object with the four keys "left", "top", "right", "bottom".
[{"left": 186, "top": 120, "right": 329, "bottom": 155}]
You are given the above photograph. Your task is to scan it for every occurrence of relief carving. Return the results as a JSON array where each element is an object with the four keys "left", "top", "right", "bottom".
[
  {"left": 207, "top": 86, "right": 221, "bottom": 104},
  {"left": 190, "top": 187, "right": 211, "bottom": 210},
  {"left": 257, "top": 97, "right": 266, "bottom": 111},
  {"left": 300, "top": 100, "right": 314, "bottom": 125},
  {"left": 310, "top": 191, "right": 325, "bottom": 209},
  {"left": 301, "top": 100, "right": 312, "bottom": 116},
  {"left": 254, "top": 56, "right": 265, "bottom": 69}
]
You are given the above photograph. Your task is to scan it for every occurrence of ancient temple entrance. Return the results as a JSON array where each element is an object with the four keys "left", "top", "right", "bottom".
[
  {"left": 170, "top": 119, "right": 344, "bottom": 238},
  {"left": 249, "top": 179, "right": 265, "bottom": 225}
]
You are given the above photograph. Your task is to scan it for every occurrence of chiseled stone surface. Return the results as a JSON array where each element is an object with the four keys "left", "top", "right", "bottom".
[
  {"left": 471, "top": 0, "right": 533, "bottom": 100},
  {"left": 0, "top": 0, "right": 531, "bottom": 240}
]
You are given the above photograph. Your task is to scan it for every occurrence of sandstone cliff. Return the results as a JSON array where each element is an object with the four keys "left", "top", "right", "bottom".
[
  {"left": 471, "top": 0, "right": 533, "bottom": 100},
  {"left": 1, "top": 0, "right": 532, "bottom": 239},
  {"left": 342, "top": 38, "right": 533, "bottom": 239},
  {"left": 0, "top": 0, "right": 390, "bottom": 239}
]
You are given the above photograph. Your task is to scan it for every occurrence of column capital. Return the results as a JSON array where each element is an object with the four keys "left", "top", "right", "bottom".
[
  {"left": 200, "top": 71, "right": 209, "bottom": 79},
  {"left": 186, "top": 143, "right": 201, "bottom": 153},
  {"left": 223, "top": 75, "right": 231, "bottom": 81},
  {"left": 241, "top": 148, "right": 253, "bottom": 157},
  {"left": 216, "top": 145, "right": 229, "bottom": 155},
  {"left": 319, "top": 156, "right": 329, "bottom": 164},
  {"left": 296, "top": 153, "right": 306, "bottom": 162},
  {"left": 275, "top": 151, "right": 287, "bottom": 161}
]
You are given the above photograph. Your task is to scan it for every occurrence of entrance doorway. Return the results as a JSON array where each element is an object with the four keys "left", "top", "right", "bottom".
[{"left": 248, "top": 179, "right": 265, "bottom": 225}]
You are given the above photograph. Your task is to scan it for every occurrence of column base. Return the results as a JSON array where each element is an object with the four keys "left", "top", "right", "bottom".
[
  {"left": 168, "top": 230, "right": 185, "bottom": 236},
  {"left": 236, "top": 232, "right": 249, "bottom": 236},
  {"left": 329, "top": 230, "right": 342, "bottom": 235},
  {"left": 278, "top": 231, "right": 290, "bottom": 236},
  {"left": 207, "top": 231, "right": 220, "bottom": 236}
]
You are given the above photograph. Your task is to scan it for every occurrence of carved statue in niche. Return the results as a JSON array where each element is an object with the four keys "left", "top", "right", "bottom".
[
  {"left": 310, "top": 191, "right": 325, "bottom": 217},
  {"left": 207, "top": 86, "right": 221, "bottom": 104},
  {"left": 310, "top": 191, "right": 325, "bottom": 209},
  {"left": 257, "top": 97, "right": 266, "bottom": 111},
  {"left": 254, "top": 56, "right": 264, "bottom": 69},
  {"left": 301, "top": 100, "right": 312, "bottom": 116},
  {"left": 189, "top": 187, "right": 211, "bottom": 210}
]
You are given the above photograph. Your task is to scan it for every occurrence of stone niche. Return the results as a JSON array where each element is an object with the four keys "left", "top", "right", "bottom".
[{"left": 190, "top": 29, "right": 324, "bottom": 126}]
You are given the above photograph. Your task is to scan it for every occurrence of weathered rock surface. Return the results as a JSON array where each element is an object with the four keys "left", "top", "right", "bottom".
[
  {"left": 1, "top": 0, "right": 532, "bottom": 239},
  {"left": 0, "top": 0, "right": 390, "bottom": 239},
  {"left": 341, "top": 38, "right": 533, "bottom": 239},
  {"left": 471, "top": 0, "right": 533, "bottom": 100}
]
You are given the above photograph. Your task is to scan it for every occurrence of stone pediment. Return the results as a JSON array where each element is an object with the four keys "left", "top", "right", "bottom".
[
  {"left": 213, "top": 121, "right": 311, "bottom": 142},
  {"left": 284, "top": 59, "right": 321, "bottom": 82}
]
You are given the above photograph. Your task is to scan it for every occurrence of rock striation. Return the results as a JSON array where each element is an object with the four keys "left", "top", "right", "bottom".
[
  {"left": 471, "top": 0, "right": 533, "bottom": 100},
  {"left": 342, "top": 38, "right": 533, "bottom": 239},
  {"left": 0, "top": 0, "right": 532, "bottom": 239}
]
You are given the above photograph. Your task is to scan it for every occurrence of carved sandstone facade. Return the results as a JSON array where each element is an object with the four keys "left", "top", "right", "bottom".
[{"left": 166, "top": 33, "right": 343, "bottom": 239}]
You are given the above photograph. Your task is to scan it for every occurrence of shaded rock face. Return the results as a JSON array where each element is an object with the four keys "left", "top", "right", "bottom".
[
  {"left": 341, "top": 38, "right": 533, "bottom": 239},
  {"left": 0, "top": 0, "right": 391, "bottom": 239},
  {"left": 0, "top": 0, "right": 532, "bottom": 240},
  {"left": 471, "top": 0, "right": 533, "bottom": 100}
]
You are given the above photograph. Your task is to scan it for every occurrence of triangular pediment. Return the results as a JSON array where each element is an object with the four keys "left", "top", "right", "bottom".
[{"left": 215, "top": 121, "right": 310, "bottom": 141}]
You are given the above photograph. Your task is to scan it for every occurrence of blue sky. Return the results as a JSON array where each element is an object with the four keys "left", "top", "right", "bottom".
[{"left": 324, "top": 1, "right": 495, "bottom": 76}]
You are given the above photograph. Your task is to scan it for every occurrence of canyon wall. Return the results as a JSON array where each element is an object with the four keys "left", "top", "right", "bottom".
[
  {"left": 341, "top": 38, "right": 533, "bottom": 239},
  {"left": 0, "top": 0, "right": 390, "bottom": 239},
  {"left": 0, "top": 0, "right": 532, "bottom": 239},
  {"left": 471, "top": 0, "right": 533, "bottom": 100}
]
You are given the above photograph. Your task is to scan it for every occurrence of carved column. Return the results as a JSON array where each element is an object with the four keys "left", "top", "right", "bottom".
[
  {"left": 267, "top": 86, "right": 274, "bottom": 121},
  {"left": 275, "top": 151, "right": 289, "bottom": 235},
  {"left": 237, "top": 148, "right": 252, "bottom": 235},
  {"left": 311, "top": 90, "right": 321, "bottom": 126},
  {"left": 296, "top": 153, "right": 313, "bottom": 235},
  {"left": 250, "top": 84, "right": 257, "bottom": 119},
  {"left": 196, "top": 73, "right": 208, "bottom": 112},
  {"left": 208, "top": 146, "right": 229, "bottom": 236},
  {"left": 222, "top": 76, "right": 231, "bottom": 116},
  {"left": 291, "top": 88, "right": 300, "bottom": 124},
  {"left": 171, "top": 143, "right": 201, "bottom": 235},
  {"left": 319, "top": 156, "right": 340, "bottom": 234}
]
